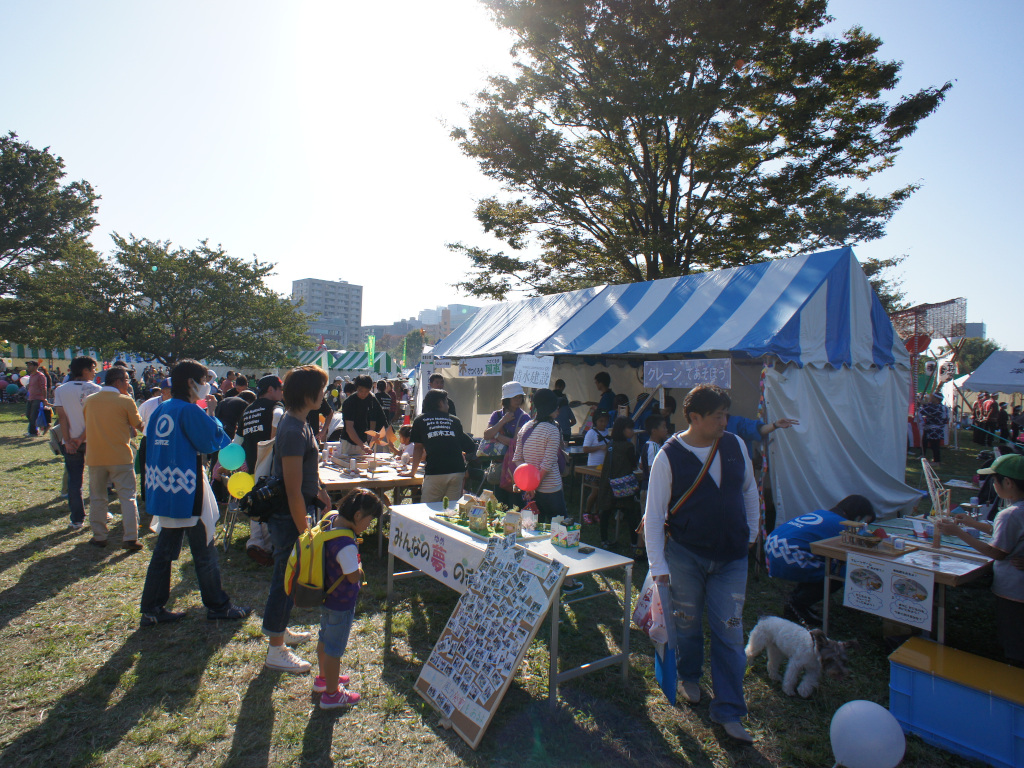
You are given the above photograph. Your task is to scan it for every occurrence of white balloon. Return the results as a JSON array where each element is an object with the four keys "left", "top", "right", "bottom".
[{"left": 830, "top": 700, "right": 906, "bottom": 768}]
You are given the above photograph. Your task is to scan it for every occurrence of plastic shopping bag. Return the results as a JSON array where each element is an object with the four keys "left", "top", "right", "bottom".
[{"left": 631, "top": 571, "right": 668, "bottom": 644}]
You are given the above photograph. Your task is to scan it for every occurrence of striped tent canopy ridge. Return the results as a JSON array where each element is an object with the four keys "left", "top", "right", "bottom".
[{"left": 290, "top": 350, "right": 397, "bottom": 376}]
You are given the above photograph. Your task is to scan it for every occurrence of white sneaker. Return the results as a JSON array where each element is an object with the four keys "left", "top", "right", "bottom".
[
  {"left": 284, "top": 627, "right": 311, "bottom": 646},
  {"left": 265, "top": 644, "right": 311, "bottom": 674}
]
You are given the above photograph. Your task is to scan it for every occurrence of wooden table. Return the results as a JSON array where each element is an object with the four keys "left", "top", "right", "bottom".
[
  {"left": 386, "top": 503, "right": 633, "bottom": 704},
  {"left": 809, "top": 536, "right": 992, "bottom": 643},
  {"left": 319, "top": 461, "right": 424, "bottom": 555}
]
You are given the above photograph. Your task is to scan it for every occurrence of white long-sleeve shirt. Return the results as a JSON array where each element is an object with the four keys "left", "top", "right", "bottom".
[{"left": 644, "top": 435, "right": 759, "bottom": 577}]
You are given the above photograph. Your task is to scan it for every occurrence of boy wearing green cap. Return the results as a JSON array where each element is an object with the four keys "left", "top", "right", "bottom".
[{"left": 939, "top": 453, "right": 1024, "bottom": 665}]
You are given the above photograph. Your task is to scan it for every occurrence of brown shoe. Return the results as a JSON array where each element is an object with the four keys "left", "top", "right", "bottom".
[
  {"left": 88, "top": 539, "right": 107, "bottom": 548},
  {"left": 122, "top": 540, "right": 143, "bottom": 552}
]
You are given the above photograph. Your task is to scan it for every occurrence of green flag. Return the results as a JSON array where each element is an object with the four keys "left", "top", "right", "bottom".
[
  {"left": 365, "top": 335, "right": 376, "bottom": 369},
  {"left": 401, "top": 337, "right": 407, "bottom": 367}
]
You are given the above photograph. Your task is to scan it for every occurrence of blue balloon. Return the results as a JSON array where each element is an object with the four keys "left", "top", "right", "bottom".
[
  {"left": 5, "top": 384, "right": 17, "bottom": 395},
  {"left": 219, "top": 443, "right": 245, "bottom": 471}
]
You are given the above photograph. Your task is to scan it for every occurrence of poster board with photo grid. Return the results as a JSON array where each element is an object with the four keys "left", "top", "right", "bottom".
[{"left": 414, "top": 534, "right": 567, "bottom": 749}]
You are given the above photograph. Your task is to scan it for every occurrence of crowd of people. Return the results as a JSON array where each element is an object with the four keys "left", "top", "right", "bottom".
[{"left": 10, "top": 353, "right": 1024, "bottom": 729}]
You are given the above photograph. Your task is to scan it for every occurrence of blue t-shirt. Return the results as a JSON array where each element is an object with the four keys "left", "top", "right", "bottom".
[
  {"left": 764, "top": 510, "right": 846, "bottom": 582},
  {"left": 597, "top": 390, "right": 615, "bottom": 414}
]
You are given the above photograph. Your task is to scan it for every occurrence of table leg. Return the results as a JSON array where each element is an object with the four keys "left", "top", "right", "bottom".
[
  {"left": 377, "top": 495, "right": 390, "bottom": 558},
  {"left": 621, "top": 563, "right": 632, "bottom": 681},
  {"left": 548, "top": 593, "right": 561, "bottom": 706},
  {"left": 936, "top": 583, "right": 946, "bottom": 644},
  {"left": 821, "top": 556, "right": 832, "bottom": 637},
  {"left": 385, "top": 551, "right": 395, "bottom": 651}
]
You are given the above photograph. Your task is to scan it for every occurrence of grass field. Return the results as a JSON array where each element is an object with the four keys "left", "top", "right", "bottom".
[{"left": 0, "top": 402, "right": 999, "bottom": 767}]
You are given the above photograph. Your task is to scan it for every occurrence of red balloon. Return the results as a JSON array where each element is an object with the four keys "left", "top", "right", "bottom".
[{"left": 513, "top": 463, "right": 542, "bottom": 492}]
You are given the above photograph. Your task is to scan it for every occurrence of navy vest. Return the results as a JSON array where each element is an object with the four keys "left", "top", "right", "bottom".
[{"left": 663, "top": 432, "right": 748, "bottom": 562}]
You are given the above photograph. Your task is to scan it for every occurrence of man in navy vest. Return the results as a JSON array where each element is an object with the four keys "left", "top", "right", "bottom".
[{"left": 644, "top": 384, "right": 759, "bottom": 744}]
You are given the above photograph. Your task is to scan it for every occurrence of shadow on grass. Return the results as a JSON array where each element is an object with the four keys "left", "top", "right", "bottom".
[
  {"left": 0, "top": 524, "right": 82, "bottom": 575},
  {"left": 0, "top": 622, "right": 244, "bottom": 767},
  {"left": 223, "top": 666, "right": 283, "bottom": 767},
  {"left": 0, "top": 536, "right": 142, "bottom": 633}
]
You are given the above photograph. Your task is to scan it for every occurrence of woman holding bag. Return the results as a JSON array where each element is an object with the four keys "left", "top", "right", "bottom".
[
  {"left": 513, "top": 388, "right": 583, "bottom": 593},
  {"left": 482, "top": 381, "right": 530, "bottom": 508}
]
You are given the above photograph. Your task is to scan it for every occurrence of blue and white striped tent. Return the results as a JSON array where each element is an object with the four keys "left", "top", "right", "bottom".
[{"left": 431, "top": 248, "right": 919, "bottom": 520}]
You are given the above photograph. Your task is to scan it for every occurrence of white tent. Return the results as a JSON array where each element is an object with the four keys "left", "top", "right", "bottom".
[
  {"left": 430, "top": 247, "right": 921, "bottom": 522},
  {"left": 963, "top": 351, "right": 1024, "bottom": 395}
]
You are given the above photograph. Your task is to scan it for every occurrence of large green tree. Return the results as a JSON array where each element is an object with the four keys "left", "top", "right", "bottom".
[
  {"left": 0, "top": 132, "right": 99, "bottom": 295},
  {"left": 22, "top": 235, "right": 310, "bottom": 367},
  {"left": 450, "top": 0, "right": 950, "bottom": 299}
]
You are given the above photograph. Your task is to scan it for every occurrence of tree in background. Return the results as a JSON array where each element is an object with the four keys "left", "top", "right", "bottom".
[
  {"left": 22, "top": 235, "right": 310, "bottom": 368},
  {"left": 862, "top": 254, "right": 908, "bottom": 314},
  {"left": 0, "top": 132, "right": 99, "bottom": 296},
  {"left": 942, "top": 337, "right": 1003, "bottom": 376},
  {"left": 450, "top": 0, "right": 950, "bottom": 299}
]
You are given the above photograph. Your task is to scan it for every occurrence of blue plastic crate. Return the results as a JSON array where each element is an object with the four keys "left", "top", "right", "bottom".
[{"left": 889, "top": 639, "right": 1024, "bottom": 768}]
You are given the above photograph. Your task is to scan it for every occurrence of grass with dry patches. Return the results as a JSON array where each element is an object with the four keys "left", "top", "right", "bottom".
[{"left": 0, "top": 404, "right": 995, "bottom": 766}]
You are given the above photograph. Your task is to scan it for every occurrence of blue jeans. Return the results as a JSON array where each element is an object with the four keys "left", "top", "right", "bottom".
[
  {"left": 27, "top": 400, "right": 42, "bottom": 435},
  {"left": 533, "top": 488, "right": 567, "bottom": 524},
  {"left": 140, "top": 523, "right": 231, "bottom": 614},
  {"left": 319, "top": 607, "right": 354, "bottom": 659},
  {"left": 63, "top": 444, "right": 86, "bottom": 524},
  {"left": 664, "top": 537, "right": 748, "bottom": 723},
  {"left": 262, "top": 509, "right": 304, "bottom": 638}
]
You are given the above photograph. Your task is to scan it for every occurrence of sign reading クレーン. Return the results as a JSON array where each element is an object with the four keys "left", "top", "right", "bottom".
[{"left": 643, "top": 358, "right": 731, "bottom": 389}]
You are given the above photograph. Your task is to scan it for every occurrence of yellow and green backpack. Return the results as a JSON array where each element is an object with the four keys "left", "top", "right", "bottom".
[{"left": 284, "top": 519, "right": 355, "bottom": 608}]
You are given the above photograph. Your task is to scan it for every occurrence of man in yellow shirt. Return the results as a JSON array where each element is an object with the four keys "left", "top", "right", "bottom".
[{"left": 83, "top": 367, "right": 144, "bottom": 550}]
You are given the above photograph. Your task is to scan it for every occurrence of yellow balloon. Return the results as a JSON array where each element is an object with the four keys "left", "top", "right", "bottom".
[
  {"left": 331, "top": 389, "right": 340, "bottom": 397},
  {"left": 227, "top": 472, "right": 255, "bottom": 499}
]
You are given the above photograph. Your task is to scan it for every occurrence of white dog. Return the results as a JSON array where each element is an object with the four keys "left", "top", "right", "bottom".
[{"left": 745, "top": 616, "right": 855, "bottom": 698}]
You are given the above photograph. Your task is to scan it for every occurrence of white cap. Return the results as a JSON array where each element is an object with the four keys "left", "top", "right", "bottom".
[{"left": 501, "top": 381, "right": 526, "bottom": 399}]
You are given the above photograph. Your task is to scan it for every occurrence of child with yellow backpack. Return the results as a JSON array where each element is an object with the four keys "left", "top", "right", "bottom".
[{"left": 285, "top": 489, "right": 384, "bottom": 709}]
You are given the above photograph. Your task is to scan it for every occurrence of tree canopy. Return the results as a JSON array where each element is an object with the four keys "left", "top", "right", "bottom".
[
  {"left": 0, "top": 132, "right": 99, "bottom": 296},
  {"left": 450, "top": 0, "right": 950, "bottom": 299},
  {"left": 940, "top": 337, "right": 1003, "bottom": 376},
  {"left": 20, "top": 235, "right": 310, "bottom": 368}
]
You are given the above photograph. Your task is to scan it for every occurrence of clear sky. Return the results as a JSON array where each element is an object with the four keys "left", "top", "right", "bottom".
[{"left": 2, "top": 0, "right": 1020, "bottom": 349}]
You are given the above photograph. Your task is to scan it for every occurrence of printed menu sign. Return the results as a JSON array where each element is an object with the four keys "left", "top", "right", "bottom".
[{"left": 843, "top": 552, "right": 934, "bottom": 630}]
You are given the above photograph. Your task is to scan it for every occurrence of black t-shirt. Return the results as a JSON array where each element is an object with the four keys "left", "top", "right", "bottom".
[
  {"left": 376, "top": 392, "right": 392, "bottom": 415},
  {"left": 305, "top": 398, "right": 334, "bottom": 436},
  {"left": 341, "top": 393, "right": 388, "bottom": 444},
  {"left": 238, "top": 397, "right": 282, "bottom": 470},
  {"left": 409, "top": 410, "right": 476, "bottom": 475},
  {"left": 215, "top": 396, "right": 250, "bottom": 440}
]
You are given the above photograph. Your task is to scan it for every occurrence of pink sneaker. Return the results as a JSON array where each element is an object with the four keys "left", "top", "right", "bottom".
[
  {"left": 312, "top": 674, "right": 351, "bottom": 692},
  {"left": 319, "top": 687, "right": 360, "bottom": 709}
]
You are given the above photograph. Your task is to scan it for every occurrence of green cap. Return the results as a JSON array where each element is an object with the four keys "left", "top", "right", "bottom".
[{"left": 978, "top": 454, "right": 1024, "bottom": 481}]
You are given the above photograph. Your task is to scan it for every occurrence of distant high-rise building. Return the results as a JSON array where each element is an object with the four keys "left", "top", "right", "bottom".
[
  {"left": 292, "top": 278, "right": 363, "bottom": 348},
  {"left": 964, "top": 322, "right": 986, "bottom": 339}
]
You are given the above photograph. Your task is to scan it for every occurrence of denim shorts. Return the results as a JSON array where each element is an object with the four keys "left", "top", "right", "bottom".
[{"left": 319, "top": 607, "right": 354, "bottom": 659}]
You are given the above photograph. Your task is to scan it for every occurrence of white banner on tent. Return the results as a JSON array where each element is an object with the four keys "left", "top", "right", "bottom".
[
  {"left": 643, "top": 358, "right": 731, "bottom": 389},
  {"left": 455, "top": 357, "right": 502, "bottom": 377},
  {"left": 513, "top": 354, "right": 554, "bottom": 389}
]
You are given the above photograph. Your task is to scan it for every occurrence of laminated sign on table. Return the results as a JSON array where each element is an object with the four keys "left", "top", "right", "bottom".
[
  {"left": 414, "top": 533, "right": 567, "bottom": 749},
  {"left": 843, "top": 552, "right": 935, "bottom": 630}
]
